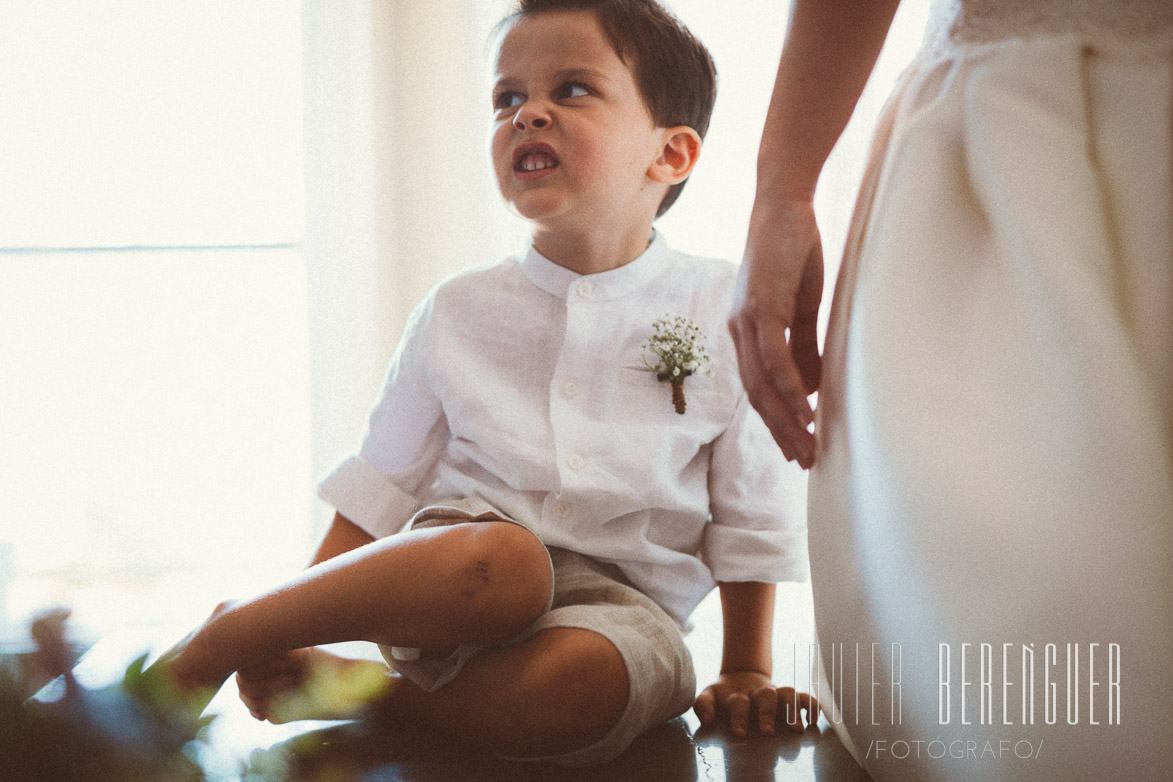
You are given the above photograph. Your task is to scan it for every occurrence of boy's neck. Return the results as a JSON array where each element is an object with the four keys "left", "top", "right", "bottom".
[{"left": 531, "top": 222, "right": 655, "bottom": 276}]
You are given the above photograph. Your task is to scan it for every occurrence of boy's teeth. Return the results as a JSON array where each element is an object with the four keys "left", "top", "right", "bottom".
[{"left": 521, "top": 153, "right": 555, "bottom": 171}]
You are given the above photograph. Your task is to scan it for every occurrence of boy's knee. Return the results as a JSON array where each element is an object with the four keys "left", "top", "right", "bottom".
[{"left": 447, "top": 521, "right": 551, "bottom": 638}]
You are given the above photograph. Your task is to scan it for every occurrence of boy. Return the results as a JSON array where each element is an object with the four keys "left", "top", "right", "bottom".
[{"left": 155, "top": 0, "right": 816, "bottom": 766}]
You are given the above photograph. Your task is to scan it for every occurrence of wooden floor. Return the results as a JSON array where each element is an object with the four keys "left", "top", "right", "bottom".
[
  {"left": 43, "top": 583, "right": 872, "bottom": 781},
  {"left": 202, "top": 708, "right": 871, "bottom": 782}
]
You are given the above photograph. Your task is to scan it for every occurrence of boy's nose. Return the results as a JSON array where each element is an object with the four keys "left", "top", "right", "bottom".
[{"left": 512, "top": 104, "right": 550, "bottom": 131}]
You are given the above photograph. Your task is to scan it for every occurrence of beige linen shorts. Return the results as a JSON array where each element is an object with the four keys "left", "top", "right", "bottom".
[{"left": 381, "top": 499, "right": 697, "bottom": 767}]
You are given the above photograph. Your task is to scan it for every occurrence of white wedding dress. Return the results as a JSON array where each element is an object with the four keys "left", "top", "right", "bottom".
[{"left": 810, "top": 1, "right": 1172, "bottom": 780}]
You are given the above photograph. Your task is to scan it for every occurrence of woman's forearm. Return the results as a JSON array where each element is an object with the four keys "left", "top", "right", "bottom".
[{"left": 756, "top": 0, "right": 901, "bottom": 202}]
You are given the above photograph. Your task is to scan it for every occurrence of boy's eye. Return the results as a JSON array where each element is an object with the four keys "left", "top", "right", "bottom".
[
  {"left": 494, "top": 91, "right": 524, "bottom": 111},
  {"left": 556, "top": 82, "right": 591, "bottom": 100}
]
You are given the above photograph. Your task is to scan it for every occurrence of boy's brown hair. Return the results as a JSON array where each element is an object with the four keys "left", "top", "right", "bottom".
[{"left": 506, "top": 0, "right": 717, "bottom": 217}]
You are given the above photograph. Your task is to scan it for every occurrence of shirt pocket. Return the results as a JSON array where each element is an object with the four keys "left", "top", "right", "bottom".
[{"left": 612, "top": 344, "right": 728, "bottom": 429}]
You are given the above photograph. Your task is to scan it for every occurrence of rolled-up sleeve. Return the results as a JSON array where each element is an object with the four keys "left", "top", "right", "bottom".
[
  {"left": 703, "top": 393, "right": 810, "bottom": 583},
  {"left": 317, "top": 298, "right": 448, "bottom": 538},
  {"left": 318, "top": 456, "right": 421, "bottom": 538}
]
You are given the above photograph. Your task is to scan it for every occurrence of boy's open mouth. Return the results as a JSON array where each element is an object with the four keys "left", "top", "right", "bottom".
[{"left": 513, "top": 143, "right": 559, "bottom": 173}]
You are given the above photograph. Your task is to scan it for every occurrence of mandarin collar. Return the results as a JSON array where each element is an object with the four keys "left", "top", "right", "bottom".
[{"left": 518, "top": 231, "right": 670, "bottom": 301}]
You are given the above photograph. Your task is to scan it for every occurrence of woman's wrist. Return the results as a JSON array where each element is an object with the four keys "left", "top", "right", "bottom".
[
  {"left": 753, "top": 161, "right": 819, "bottom": 205},
  {"left": 745, "top": 191, "right": 817, "bottom": 243}
]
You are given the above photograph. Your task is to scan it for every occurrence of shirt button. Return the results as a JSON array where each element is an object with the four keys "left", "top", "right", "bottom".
[
  {"left": 556, "top": 501, "right": 572, "bottom": 518},
  {"left": 576, "top": 280, "right": 596, "bottom": 299},
  {"left": 562, "top": 379, "right": 579, "bottom": 399},
  {"left": 567, "top": 454, "right": 586, "bottom": 471}
]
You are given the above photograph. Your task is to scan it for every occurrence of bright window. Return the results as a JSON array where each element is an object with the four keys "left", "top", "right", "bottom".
[
  {"left": 0, "top": 0, "right": 303, "bottom": 247},
  {"left": 0, "top": 1, "right": 309, "bottom": 643}
]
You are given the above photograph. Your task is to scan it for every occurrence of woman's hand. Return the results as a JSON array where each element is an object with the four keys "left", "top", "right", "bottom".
[
  {"left": 694, "top": 670, "right": 821, "bottom": 736},
  {"left": 728, "top": 197, "right": 824, "bottom": 468}
]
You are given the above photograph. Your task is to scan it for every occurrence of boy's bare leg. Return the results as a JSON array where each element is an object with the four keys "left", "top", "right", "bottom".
[
  {"left": 241, "top": 625, "right": 630, "bottom": 757},
  {"left": 154, "top": 520, "right": 552, "bottom": 697},
  {"left": 379, "top": 626, "right": 630, "bottom": 759}
]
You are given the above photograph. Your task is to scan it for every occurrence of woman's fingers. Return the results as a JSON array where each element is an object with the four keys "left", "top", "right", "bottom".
[
  {"left": 730, "top": 312, "right": 816, "bottom": 468},
  {"left": 730, "top": 198, "right": 825, "bottom": 468},
  {"left": 792, "top": 239, "right": 825, "bottom": 394}
]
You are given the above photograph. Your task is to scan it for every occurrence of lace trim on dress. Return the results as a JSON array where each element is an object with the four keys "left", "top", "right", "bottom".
[{"left": 924, "top": 0, "right": 1173, "bottom": 56}]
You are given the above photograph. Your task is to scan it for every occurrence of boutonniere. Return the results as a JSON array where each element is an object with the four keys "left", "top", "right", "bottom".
[{"left": 643, "top": 315, "right": 712, "bottom": 414}]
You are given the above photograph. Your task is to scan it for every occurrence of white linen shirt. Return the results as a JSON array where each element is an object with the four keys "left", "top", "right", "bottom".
[{"left": 318, "top": 232, "right": 808, "bottom": 628}]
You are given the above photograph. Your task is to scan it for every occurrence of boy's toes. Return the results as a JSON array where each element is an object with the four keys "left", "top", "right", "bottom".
[{"left": 130, "top": 656, "right": 218, "bottom": 720}]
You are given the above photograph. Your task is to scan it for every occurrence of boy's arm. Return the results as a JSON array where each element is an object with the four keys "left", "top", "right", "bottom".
[
  {"left": 718, "top": 581, "right": 775, "bottom": 677},
  {"left": 694, "top": 581, "right": 819, "bottom": 735},
  {"left": 311, "top": 511, "right": 376, "bottom": 565},
  {"left": 235, "top": 511, "right": 376, "bottom": 721}
]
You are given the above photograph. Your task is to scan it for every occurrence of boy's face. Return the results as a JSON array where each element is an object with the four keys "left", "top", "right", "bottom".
[{"left": 490, "top": 10, "right": 668, "bottom": 236}]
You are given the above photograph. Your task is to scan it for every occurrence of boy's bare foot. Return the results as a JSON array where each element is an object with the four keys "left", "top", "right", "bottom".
[
  {"left": 137, "top": 602, "right": 237, "bottom": 719},
  {"left": 238, "top": 649, "right": 393, "bottom": 723}
]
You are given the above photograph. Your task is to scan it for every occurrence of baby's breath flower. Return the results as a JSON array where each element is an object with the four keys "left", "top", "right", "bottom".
[{"left": 642, "top": 315, "right": 712, "bottom": 414}]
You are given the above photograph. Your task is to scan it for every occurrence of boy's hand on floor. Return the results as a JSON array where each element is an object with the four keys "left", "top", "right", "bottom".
[{"left": 694, "top": 671, "right": 820, "bottom": 736}]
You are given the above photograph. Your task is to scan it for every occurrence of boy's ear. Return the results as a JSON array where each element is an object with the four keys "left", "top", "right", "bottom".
[{"left": 648, "top": 126, "right": 702, "bottom": 185}]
